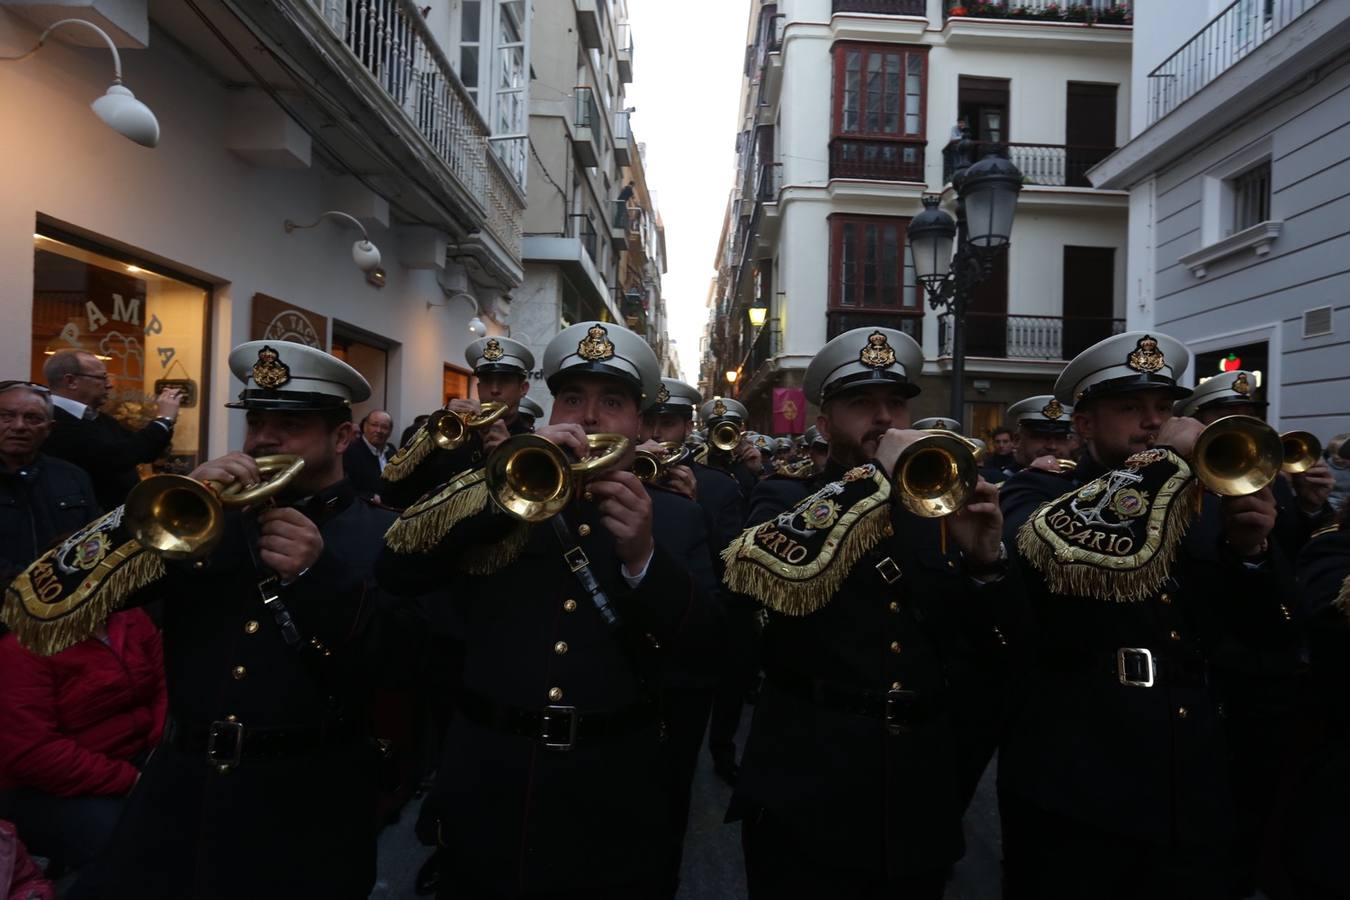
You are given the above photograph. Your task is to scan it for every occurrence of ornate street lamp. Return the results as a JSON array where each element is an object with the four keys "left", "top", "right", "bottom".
[{"left": 908, "top": 144, "right": 1022, "bottom": 424}]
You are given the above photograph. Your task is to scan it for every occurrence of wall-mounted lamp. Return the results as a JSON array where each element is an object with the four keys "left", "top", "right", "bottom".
[
  {"left": 427, "top": 289, "right": 487, "bottom": 336},
  {"left": 284, "top": 211, "right": 382, "bottom": 273},
  {"left": 2, "top": 18, "right": 160, "bottom": 147},
  {"left": 725, "top": 369, "right": 739, "bottom": 384},
  {"left": 747, "top": 303, "right": 768, "bottom": 328}
]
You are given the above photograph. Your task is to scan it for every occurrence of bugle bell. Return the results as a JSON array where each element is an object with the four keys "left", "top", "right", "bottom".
[
  {"left": 1192, "top": 415, "right": 1282, "bottom": 497},
  {"left": 485, "top": 433, "right": 631, "bottom": 522},
  {"left": 634, "top": 442, "right": 692, "bottom": 483},
  {"left": 710, "top": 421, "right": 744, "bottom": 453},
  {"left": 1280, "top": 430, "right": 1322, "bottom": 475},
  {"left": 125, "top": 454, "right": 306, "bottom": 560},
  {"left": 428, "top": 401, "right": 510, "bottom": 450},
  {"left": 893, "top": 430, "right": 981, "bottom": 518}
]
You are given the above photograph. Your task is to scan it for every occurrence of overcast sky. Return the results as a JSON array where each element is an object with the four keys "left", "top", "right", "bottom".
[{"left": 622, "top": 0, "right": 752, "bottom": 383}]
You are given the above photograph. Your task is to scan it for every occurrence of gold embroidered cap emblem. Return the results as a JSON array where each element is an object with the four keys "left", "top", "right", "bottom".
[
  {"left": 655, "top": 385, "right": 671, "bottom": 404},
  {"left": 1041, "top": 399, "right": 1064, "bottom": 420},
  {"left": 859, "top": 331, "right": 898, "bottom": 369},
  {"left": 577, "top": 325, "right": 615, "bottom": 362},
  {"left": 252, "top": 345, "right": 291, "bottom": 390},
  {"left": 1127, "top": 335, "right": 1166, "bottom": 374},
  {"left": 713, "top": 399, "right": 728, "bottom": 417},
  {"left": 482, "top": 339, "right": 504, "bottom": 362},
  {"left": 1232, "top": 372, "right": 1251, "bottom": 396}
]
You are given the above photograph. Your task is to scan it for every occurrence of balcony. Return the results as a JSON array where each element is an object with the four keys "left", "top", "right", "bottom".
[
  {"left": 616, "top": 22, "right": 634, "bottom": 83},
  {"left": 567, "top": 213, "right": 599, "bottom": 264},
  {"left": 610, "top": 200, "right": 631, "bottom": 250},
  {"left": 835, "top": 0, "right": 927, "bottom": 14},
  {"left": 1147, "top": 0, "right": 1321, "bottom": 126},
  {"left": 614, "top": 110, "right": 632, "bottom": 166},
  {"left": 943, "top": 141, "right": 1116, "bottom": 187},
  {"left": 754, "top": 162, "right": 783, "bottom": 253},
  {"left": 575, "top": 0, "right": 602, "bottom": 49},
  {"left": 573, "top": 86, "right": 599, "bottom": 167},
  {"left": 944, "top": 1, "right": 1132, "bottom": 24},
  {"left": 758, "top": 13, "right": 786, "bottom": 108},
  {"left": 938, "top": 312, "right": 1125, "bottom": 361},
  {"left": 830, "top": 139, "right": 925, "bottom": 182}
]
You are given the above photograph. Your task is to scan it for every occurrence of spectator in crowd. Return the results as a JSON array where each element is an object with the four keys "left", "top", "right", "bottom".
[
  {"left": 987, "top": 425, "right": 1016, "bottom": 470},
  {"left": 343, "top": 409, "right": 394, "bottom": 499},
  {"left": 0, "top": 381, "right": 99, "bottom": 581},
  {"left": 0, "top": 820, "right": 53, "bottom": 900},
  {"left": 41, "top": 350, "right": 183, "bottom": 511},
  {"left": 0, "top": 608, "right": 166, "bottom": 872},
  {"left": 1327, "top": 432, "right": 1350, "bottom": 512}
]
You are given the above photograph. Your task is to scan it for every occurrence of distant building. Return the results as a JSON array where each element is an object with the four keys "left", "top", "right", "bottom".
[{"left": 1092, "top": 0, "right": 1350, "bottom": 436}]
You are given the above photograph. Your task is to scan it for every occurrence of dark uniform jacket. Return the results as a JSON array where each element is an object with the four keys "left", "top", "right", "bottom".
[
  {"left": 44, "top": 407, "right": 171, "bottom": 512},
  {"left": 997, "top": 454, "right": 1298, "bottom": 845},
  {"left": 690, "top": 461, "right": 744, "bottom": 569},
  {"left": 727, "top": 460, "right": 1027, "bottom": 878},
  {"left": 71, "top": 480, "right": 393, "bottom": 900},
  {"left": 0, "top": 454, "right": 99, "bottom": 581},
  {"left": 378, "top": 484, "right": 715, "bottom": 896}
]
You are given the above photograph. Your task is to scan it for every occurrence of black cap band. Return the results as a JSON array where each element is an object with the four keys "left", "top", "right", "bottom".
[{"left": 226, "top": 389, "right": 352, "bottom": 411}]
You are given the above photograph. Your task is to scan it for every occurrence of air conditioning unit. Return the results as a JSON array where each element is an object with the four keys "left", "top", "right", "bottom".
[{"left": 1303, "top": 306, "right": 1333, "bottom": 338}]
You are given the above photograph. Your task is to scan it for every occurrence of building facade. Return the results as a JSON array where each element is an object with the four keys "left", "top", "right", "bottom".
[
  {"left": 704, "top": 0, "right": 1132, "bottom": 438},
  {"left": 0, "top": 0, "right": 529, "bottom": 465},
  {"left": 1092, "top": 0, "right": 1350, "bottom": 437}
]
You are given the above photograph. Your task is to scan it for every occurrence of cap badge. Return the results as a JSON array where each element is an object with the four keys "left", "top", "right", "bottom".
[
  {"left": 1232, "top": 372, "right": 1251, "bottom": 396},
  {"left": 252, "top": 345, "right": 291, "bottom": 390},
  {"left": 1042, "top": 399, "right": 1064, "bottom": 420},
  {"left": 859, "top": 331, "right": 897, "bottom": 369},
  {"left": 577, "top": 325, "right": 615, "bottom": 362},
  {"left": 482, "top": 338, "right": 504, "bottom": 362},
  {"left": 655, "top": 385, "right": 671, "bottom": 404},
  {"left": 713, "top": 399, "right": 727, "bottom": 417},
  {"left": 1127, "top": 335, "right": 1165, "bottom": 374}
]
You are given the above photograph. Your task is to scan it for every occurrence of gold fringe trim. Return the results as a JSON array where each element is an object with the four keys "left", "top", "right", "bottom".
[
  {"left": 381, "top": 427, "right": 434, "bottom": 483},
  {"left": 1335, "top": 575, "right": 1350, "bottom": 619},
  {"left": 1017, "top": 479, "right": 1201, "bottom": 603},
  {"left": 460, "top": 523, "right": 531, "bottom": 575},
  {"left": 384, "top": 469, "right": 489, "bottom": 554},
  {"left": 721, "top": 501, "right": 892, "bottom": 617},
  {"left": 3, "top": 546, "right": 165, "bottom": 657}
]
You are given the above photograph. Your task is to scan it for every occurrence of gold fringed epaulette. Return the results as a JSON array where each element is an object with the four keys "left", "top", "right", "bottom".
[
  {"left": 381, "top": 424, "right": 435, "bottom": 483},
  {"left": 1016, "top": 448, "right": 1201, "bottom": 603},
  {"left": 384, "top": 468, "right": 491, "bottom": 554},
  {"left": 1336, "top": 575, "right": 1350, "bottom": 619},
  {"left": 722, "top": 464, "right": 892, "bottom": 616},
  {"left": 2, "top": 507, "right": 165, "bottom": 656},
  {"left": 460, "top": 522, "right": 531, "bottom": 575}
]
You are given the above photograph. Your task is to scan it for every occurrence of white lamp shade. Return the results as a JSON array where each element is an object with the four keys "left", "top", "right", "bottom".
[
  {"left": 352, "top": 239, "right": 382, "bottom": 272},
  {"left": 748, "top": 305, "right": 768, "bottom": 327},
  {"left": 91, "top": 84, "right": 159, "bottom": 148},
  {"left": 963, "top": 187, "right": 1017, "bottom": 250},
  {"left": 467, "top": 316, "right": 486, "bottom": 337},
  {"left": 910, "top": 230, "right": 954, "bottom": 286}
]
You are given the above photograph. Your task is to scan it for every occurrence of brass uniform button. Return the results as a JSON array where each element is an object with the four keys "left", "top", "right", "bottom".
[
  {"left": 244, "top": 620, "right": 259, "bottom": 635},
  {"left": 1159, "top": 593, "right": 1172, "bottom": 604},
  {"left": 888, "top": 601, "right": 900, "bottom": 613},
  {"left": 891, "top": 681, "right": 903, "bottom": 691},
  {"left": 231, "top": 666, "right": 247, "bottom": 680},
  {"left": 225, "top": 714, "right": 238, "bottom": 723},
  {"left": 554, "top": 641, "right": 569, "bottom": 655},
  {"left": 882, "top": 524, "right": 894, "bottom": 537},
  {"left": 548, "top": 687, "right": 563, "bottom": 702},
  {"left": 1169, "top": 630, "right": 1181, "bottom": 641},
  {"left": 563, "top": 599, "right": 577, "bottom": 612},
  {"left": 1177, "top": 706, "right": 1189, "bottom": 719},
  {"left": 583, "top": 490, "right": 595, "bottom": 503},
  {"left": 889, "top": 641, "right": 901, "bottom": 654},
  {"left": 578, "top": 524, "right": 592, "bottom": 537}
]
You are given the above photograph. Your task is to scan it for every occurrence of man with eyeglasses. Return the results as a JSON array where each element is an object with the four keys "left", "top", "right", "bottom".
[
  {"left": 0, "top": 380, "right": 99, "bottom": 581},
  {"left": 42, "top": 349, "right": 184, "bottom": 511}
]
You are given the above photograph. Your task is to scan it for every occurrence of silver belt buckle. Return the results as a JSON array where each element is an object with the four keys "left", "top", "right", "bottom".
[
  {"left": 1116, "top": 647, "right": 1155, "bottom": 687},
  {"left": 540, "top": 705, "right": 578, "bottom": 751},
  {"left": 206, "top": 719, "right": 245, "bottom": 765}
]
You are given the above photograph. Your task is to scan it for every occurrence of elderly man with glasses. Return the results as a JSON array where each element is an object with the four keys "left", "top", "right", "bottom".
[
  {"left": 0, "top": 380, "right": 100, "bottom": 580},
  {"left": 41, "top": 349, "right": 183, "bottom": 511}
]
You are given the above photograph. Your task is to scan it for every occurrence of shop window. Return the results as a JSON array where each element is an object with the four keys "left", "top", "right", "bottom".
[
  {"left": 332, "top": 324, "right": 391, "bottom": 425},
  {"left": 31, "top": 230, "right": 210, "bottom": 475},
  {"left": 443, "top": 363, "right": 472, "bottom": 405},
  {"left": 831, "top": 43, "right": 927, "bottom": 182}
]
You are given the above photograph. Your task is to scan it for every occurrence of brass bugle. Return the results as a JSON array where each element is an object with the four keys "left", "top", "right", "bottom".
[
  {"left": 125, "top": 455, "right": 306, "bottom": 560},
  {"left": 710, "top": 421, "right": 744, "bottom": 453},
  {"left": 428, "top": 401, "right": 510, "bottom": 450},
  {"left": 1280, "top": 430, "right": 1322, "bottom": 474},
  {"left": 894, "top": 430, "right": 980, "bottom": 518},
  {"left": 485, "top": 432, "right": 630, "bottom": 522},
  {"left": 634, "top": 442, "right": 692, "bottom": 482},
  {"left": 1192, "top": 415, "right": 1282, "bottom": 497}
]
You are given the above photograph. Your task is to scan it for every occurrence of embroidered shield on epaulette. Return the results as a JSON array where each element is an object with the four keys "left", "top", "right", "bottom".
[
  {"left": 2, "top": 507, "right": 166, "bottom": 657},
  {"left": 1017, "top": 448, "right": 1200, "bottom": 602},
  {"left": 722, "top": 464, "right": 893, "bottom": 616}
]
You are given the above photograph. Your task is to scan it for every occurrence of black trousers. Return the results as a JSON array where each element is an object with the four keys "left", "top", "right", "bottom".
[
  {"left": 707, "top": 605, "right": 760, "bottom": 762},
  {"left": 0, "top": 789, "right": 125, "bottom": 870},
  {"left": 999, "top": 792, "right": 1231, "bottom": 900},
  {"left": 660, "top": 684, "right": 715, "bottom": 895},
  {"left": 741, "top": 809, "right": 946, "bottom": 900},
  {"left": 440, "top": 879, "right": 668, "bottom": 900}
]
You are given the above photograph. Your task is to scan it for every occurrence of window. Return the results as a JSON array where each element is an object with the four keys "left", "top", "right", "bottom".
[
  {"left": 460, "top": 1, "right": 482, "bottom": 104},
  {"left": 828, "top": 215, "right": 920, "bottom": 340},
  {"left": 1230, "top": 160, "right": 1271, "bottom": 232},
  {"left": 31, "top": 229, "right": 211, "bottom": 474},
  {"left": 831, "top": 44, "right": 927, "bottom": 182}
]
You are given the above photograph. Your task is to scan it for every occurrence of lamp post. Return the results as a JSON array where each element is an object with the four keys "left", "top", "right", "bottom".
[{"left": 908, "top": 144, "right": 1022, "bottom": 424}]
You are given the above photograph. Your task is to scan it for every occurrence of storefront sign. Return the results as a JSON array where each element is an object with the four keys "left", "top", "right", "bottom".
[{"left": 251, "top": 294, "right": 328, "bottom": 349}]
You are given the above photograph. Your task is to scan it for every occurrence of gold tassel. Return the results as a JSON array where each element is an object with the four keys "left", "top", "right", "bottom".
[
  {"left": 460, "top": 523, "right": 531, "bottom": 575},
  {"left": 3, "top": 547, "right": 165, "bottom": 657},
  {"left": 384, "top": 470, "right": 490, "bottom": 554},
  {"left": 381, "top": 428, "right": 434, "bottom": 483},
  {"left": 1335, "top": 575, "right": 1350, "bottom": 619},
  {"left": 722, "top": 503, "right": 891, "bottom": 617}
]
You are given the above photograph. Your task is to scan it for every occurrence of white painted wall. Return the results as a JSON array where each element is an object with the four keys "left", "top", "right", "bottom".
[
  {"left": 1128, "top": 0, "right": 1212, "bottom": 137},
  {"left": 0, "top": 12, "right": 480, "bottom": 455}
]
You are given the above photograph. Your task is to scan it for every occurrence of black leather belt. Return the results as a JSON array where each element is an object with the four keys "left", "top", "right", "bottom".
[
  {"left": 767, "top": 670, "right": 932, "bottom": 735},
  {"left": 457, "top": 689, "right": 658, "bottom": 752},
  {"left": 165, "top": 716, "right": 360, "bottom": 766}
]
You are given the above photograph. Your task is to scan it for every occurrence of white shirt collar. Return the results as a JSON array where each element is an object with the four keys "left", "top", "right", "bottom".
[{"left": 51, "top": 394, "right": 90, "bottom": 420}]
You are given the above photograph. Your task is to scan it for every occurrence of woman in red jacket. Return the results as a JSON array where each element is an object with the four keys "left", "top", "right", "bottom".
[{"left": 0, "top": 608, "right": 166, "bottom": 870}]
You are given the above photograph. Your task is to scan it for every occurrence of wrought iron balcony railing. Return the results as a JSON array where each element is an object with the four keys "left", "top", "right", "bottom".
[
  {"left": 944, "top": 0, "right": 1131, "bottom": 24},
  {"left": 938, "top": 312, "right": 1125, "bottom": 360},
  {"left": 836, "top": 0, "right": 927, "bottom": 15},
  {"left": 943, "top": 141, "right": 1116, "bottom": 187},
  {"left": 575, "top": 85, "right": 599, "bottom": 130},
  {"left": 567, "top": 213, "right": 598, "bottom": 264},
  {"left": 757, "top": 162, "right": 782, "bottom": 202}
]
